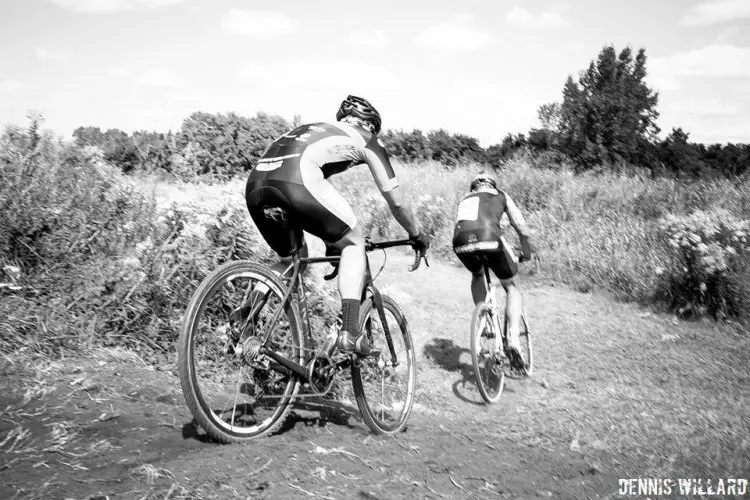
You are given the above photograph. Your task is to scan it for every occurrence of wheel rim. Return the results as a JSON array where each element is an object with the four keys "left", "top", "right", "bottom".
[
  {"left": 473, "top": 309, "right": 504, "bottom": 402},
  {"left": 189, "top": 270, "right": 299, "bottom": 436},
  {"left": 521, "top": 312, "right": 533, "bottom": 376},
  {"left": 354, "top": 309, "right": 415, "bottom": 433}
]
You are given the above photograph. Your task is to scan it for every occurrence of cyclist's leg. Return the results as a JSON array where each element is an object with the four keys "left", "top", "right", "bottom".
[
  {"left": 330, "top": 225, "right": 370, "bottom": 354},
  {"left": 287, "top": 166, "right": 372, "bottom": 355},
  {"left": 489, "top": 236, "right": 522, "bottom": 358},
  {"left": 470, "top": 270, "right": 487, "bottom": 305},
  {"left": 240, "top": 185, "right": 306, "bottom": 327},
  {"left": 453, "top": 229, "right": 486, "bottom": 305},
  {"left": 499, "top": 277, "right": 521, "bottom": 348}
]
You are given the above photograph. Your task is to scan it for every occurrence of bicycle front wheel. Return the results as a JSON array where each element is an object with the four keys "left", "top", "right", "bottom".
[
  {"left": 471, "top": 302, "right": 505, "bottom": 404},
  {"left": 351, "top": 295, "right": 416, "bottom": 435},
  {"left": 518, "top": 307, "right": 534, "bottom": 377},
  {"left": 178, "top": 260, "right": 303, "bottom": 443}
]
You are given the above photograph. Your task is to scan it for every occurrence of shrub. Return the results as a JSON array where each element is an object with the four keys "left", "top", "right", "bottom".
[
  {"left": 657, "top": 209, "right": 750, "bottom": 319},
  {"left": 1, "top": 118, "right": 160, "bottom": 354}
]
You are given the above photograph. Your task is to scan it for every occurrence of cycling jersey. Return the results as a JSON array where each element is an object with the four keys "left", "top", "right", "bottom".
[
  {"left": 246, "top": 121, "right": 398, "bottom": 256},
  {"left": 452, "top": 188, "right": 525, "bottom": 279}
]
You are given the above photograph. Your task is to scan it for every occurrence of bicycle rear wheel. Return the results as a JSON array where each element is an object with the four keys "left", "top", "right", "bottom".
[
  {"left": 471, "top": 302, "right": 505, "bottom": 403},
  {"left": 178, "top": 260, "right": 303, "bottom": 442},
  {"left": 351, "top": 295, "right": 416, "bottom": 435}
]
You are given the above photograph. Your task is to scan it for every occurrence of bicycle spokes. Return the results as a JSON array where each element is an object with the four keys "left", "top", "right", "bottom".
[
  {"left": 181, "top": 264, "right": 302, "bottom": 440},
  {"left": 471, "top": 305, "right": 505, "bottom": 403},
  {"left": 351, "top": 296, "right": 415, "bottom": 435}
]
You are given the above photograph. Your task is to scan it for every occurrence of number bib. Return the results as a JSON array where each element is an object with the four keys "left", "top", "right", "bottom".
[{"left": 456, "top": 197, "right": 479, "bottom": 222}]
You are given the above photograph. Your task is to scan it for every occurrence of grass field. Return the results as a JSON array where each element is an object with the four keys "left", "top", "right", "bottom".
[{"left": 2, "top": 128, "right": 749, "bottom": 497}]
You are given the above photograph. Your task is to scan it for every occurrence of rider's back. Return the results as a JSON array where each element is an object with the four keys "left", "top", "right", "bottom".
[
  {"left": 251, "top": 121, "right": 391, "bottom": 183},
  {"left": 454, "top": 188, "right": 509, "bottom": 235}
]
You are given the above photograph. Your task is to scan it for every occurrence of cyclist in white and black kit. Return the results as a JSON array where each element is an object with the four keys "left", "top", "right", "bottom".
[
  {"left": 453, "top": 172, "right": 537, "bottom": 368},
  {"left": 244, "top": 95, "right": 430, "bottom": 356}
]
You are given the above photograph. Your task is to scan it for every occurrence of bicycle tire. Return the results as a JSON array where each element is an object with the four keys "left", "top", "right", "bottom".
[
  {"left": 178, "top": 260, "right": 303, "bottom": 442},
  {"left": 502, "top": 302, "right": 533, "bottom": 378},
  {"left": 471, "top": 302, "right": 505, "bottom": 403},
  {"left": 351, "top": 295, "right": 416, "bottom": 435},
  {"left": 520, "top": 306, "right": 533, "bottom": 376}
]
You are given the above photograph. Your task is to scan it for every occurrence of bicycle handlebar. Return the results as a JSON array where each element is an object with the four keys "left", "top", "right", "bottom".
[
  {"left": 366, "top": 237, "right": 429, "bottom": 272},
  {"left": 323, "top": 237, "right": 429, "bottom": 281},
  {"left": 518, "top": 252, "right": 541, "bottom": 274}
]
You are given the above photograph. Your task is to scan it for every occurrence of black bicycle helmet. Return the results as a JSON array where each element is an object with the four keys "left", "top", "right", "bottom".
[
  {"left": 336, "top": 95, "right": 382, "bottom": 134},
  {"left": 470, "top": 171, "right": 498, "bottom": 192}
]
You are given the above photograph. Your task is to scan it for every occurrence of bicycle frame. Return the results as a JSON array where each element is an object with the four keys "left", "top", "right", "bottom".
[
  {"left": 480, "top": 257, "right": 531, "bottom": 348},
  {"left": 481, "top": 264, "right": 504, "bottom": 344},
  {"left": 246, "top": 239, "right": 413, "bottom": 384}
]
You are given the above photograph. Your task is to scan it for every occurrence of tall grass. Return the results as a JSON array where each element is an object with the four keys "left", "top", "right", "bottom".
[
  {"left": 0, "top": 122, "right": 287, "bottom": 360},
  {"left": 332, "top": 159, "right": 750, "bottom": 319},
  {"left": 2, "top": 120, "right": 747, "bottom": 362},
  {"left": 0, "top": 120, "right": 342, "bottom": 359}
]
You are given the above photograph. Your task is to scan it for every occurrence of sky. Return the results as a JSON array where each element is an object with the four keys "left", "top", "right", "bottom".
[{"left": 1, "top": 0, "right": 749, "bottom": 146}]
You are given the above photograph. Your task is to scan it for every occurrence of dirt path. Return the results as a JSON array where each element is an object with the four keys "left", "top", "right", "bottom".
[{"left": 2, "top": 253, "right": 748, "bottom": 499}]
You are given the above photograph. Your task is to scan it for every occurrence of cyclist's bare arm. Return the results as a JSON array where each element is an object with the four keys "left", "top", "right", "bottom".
[
  {"left": 364, "top": 140, "right": 420, "bottom": 237},
  {"left": 504, "top": 193, "right": 536, "bottom": 259},
  {"left": 381, "top": 186, "right": 420, "bottom": 237},
  {"left": 503, "top": 194, "right": 530, "bottom": 240}
]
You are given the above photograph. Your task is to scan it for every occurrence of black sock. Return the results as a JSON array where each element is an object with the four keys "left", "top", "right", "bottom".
[{"left": 341, "top": 299, "right": 360, "bottom": 334}]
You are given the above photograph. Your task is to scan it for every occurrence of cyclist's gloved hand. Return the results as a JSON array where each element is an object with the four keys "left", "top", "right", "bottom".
[
  {"left": 323, "top": 244, "right": 342, "bottom": 281},
  {"left": 520, "top": 236, "right": 536, "bottom": 262},
  {"left": 410, "top": 233, "right": 430, "bottom": 253}
]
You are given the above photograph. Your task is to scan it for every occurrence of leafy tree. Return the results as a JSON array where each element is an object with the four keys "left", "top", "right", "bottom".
[
  {"left": 73, "top": 126, "right": 105, "bottom": 148},
  {"left": 381, "top": 129, "right": 431, "bottom": 162},
  {"left": 486, "top": 133, "right": 527, "bottom": 165},
  {"left": 177, "top": 111, "right": 290, "bottom": 178},
  {"left": 132, "top": 130, "right": 175, "bottom": 172},
  {"left": 73, "top": 126, "right": 141, "bottom": 172},
  {"left": 451, "top": 133, "right": 487, "bottom": 164},
  {"left": 558, "top": 46, "right": 661, "bottom": 169},
  {"left": 537, "top": 102, "right": 562, "bottom": 133},
  {"left": 658, "top": 128, "right": 708, "bottom": 178}
]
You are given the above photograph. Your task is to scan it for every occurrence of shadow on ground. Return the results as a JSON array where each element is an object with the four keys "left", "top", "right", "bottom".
[
  {"left": 424, "top": 337, "right": 492, "bottom": 405},
  {"left": 180, "top": 396, "right": 363, "bottom": 443}
]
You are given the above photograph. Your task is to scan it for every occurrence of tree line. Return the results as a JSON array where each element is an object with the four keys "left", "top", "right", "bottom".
[{"left": 74, "top": 45, "right": 748, "bottom": 180}]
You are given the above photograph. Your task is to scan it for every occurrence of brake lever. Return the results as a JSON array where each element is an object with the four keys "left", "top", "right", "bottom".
[
  {"left": 323, "top": 265, "right": 339, "bottom": 281},
  {"left": 408, "top": 249, "right": 428, "bottom": 272}
]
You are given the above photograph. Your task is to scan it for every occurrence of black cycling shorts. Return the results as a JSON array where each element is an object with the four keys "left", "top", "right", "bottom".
[
  {"left": 452, "top": 226, "right": 518, "bottom": 280},
  {"left": 246, "top": 178, "right": 356, "bottom": 257}
]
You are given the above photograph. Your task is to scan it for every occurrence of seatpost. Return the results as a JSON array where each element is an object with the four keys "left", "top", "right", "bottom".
[{"left": 483, "top": 264, "right": 494, "bottom": 305}]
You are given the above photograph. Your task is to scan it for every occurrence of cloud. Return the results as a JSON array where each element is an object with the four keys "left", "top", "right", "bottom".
[
  {"left": 109, "top": 66, "right": 133, "bottom": 78},
  {"left": 235, "top": 58, "right": 398, "bottom": 125},
  {"left": 415, "top": 16, "right": 493, "bottom": 53},
  {"left": 681, "top": 0, "right": 750, "bottom": 27},
  {"left": 648, "top": 74, "right": 683, "bottom": 92},
  {"left": 0, "top": 79, "right": 23, "bottom": 95},
  {"left": 240, "top": 58, "right": 396, "bottom": 90},
  {"left": 678, "top": 98, "right": 744, "bottom": 117},
  {"left": 717, "top": 25, "right": 750, "bottom": 45},
  {"left": 221, "top": 9, "right": 297, "bottom": 38},
  {"left": 685, "top": 122, "right": 750, "bottom": 144},
  {"left": 505, "top": 6, "right": 567, "bottom": 29},
  {"left": 35, "top": 47, "right": 71, "bottom": 63},
  {"left": 650, "top": 44, "right": 750, "bottom": 78},
  {"left": 348, "top": 29, "right": 389, "bottom": 50},
  {"left": 136, "top": 68, "right": 181, "bottom": 87},
  {"left": 48, "top": 0, "right": 188, "bottom": 14}
]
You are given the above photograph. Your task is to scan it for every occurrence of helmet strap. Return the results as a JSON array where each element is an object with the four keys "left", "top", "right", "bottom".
[{"left": 340, "top": 115, "right": 375, "bottom": 133}]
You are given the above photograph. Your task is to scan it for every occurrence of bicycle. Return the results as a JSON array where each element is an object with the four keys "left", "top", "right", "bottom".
[
  {"left": 470, "top": 255, "right": 534, "bottom": 404},
  {"left": 178, "top": 219, "right": 428, "bottom": 443}
]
